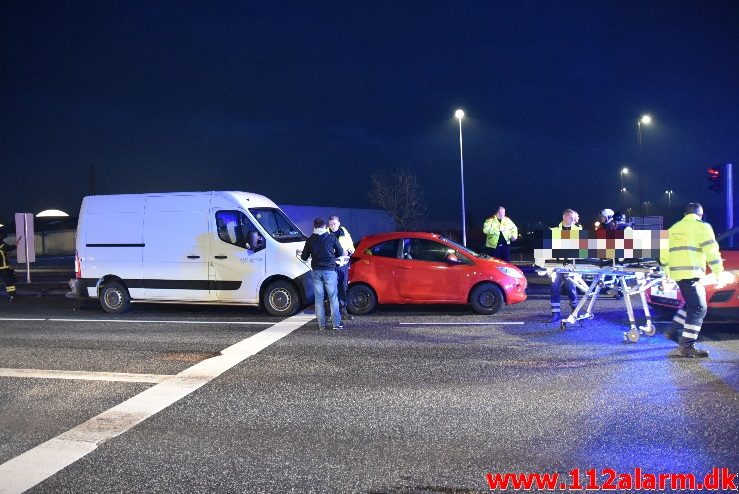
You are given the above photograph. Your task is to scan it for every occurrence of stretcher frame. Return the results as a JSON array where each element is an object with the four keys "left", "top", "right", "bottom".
[{"left": 540, "top": 259, "right": 664, "bottom": 342}]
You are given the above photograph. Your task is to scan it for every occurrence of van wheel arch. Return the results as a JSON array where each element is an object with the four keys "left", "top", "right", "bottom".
[
  {"left": 98, "top": 277, "right": 132, "bottom": 314},
  {"left": 261, "top": 277, "right": 302, "bottom": 317}
]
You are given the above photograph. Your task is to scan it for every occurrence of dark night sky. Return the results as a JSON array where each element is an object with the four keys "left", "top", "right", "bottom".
[{"left": 1, "top": 1, "right": 738, "bottom": 232}]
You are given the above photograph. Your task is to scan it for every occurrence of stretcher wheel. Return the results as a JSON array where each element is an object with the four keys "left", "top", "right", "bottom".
[
  {"left": 625, "top": 328, "right": 640, "bottom": 343},
  {"left": 641, "top": 323, "right": 656, "bottom": 337}
]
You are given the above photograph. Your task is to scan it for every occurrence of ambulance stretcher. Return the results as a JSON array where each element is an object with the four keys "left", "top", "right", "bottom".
[{"left": 538, "top": 259, "right": 665, "bottom": 342}]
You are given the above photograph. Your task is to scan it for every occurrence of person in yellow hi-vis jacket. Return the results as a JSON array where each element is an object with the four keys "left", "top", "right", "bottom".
[
  {"left": 483, "top": 206, "right": 518, "bottom": 262},
  {"left": 660, "top": 203, "right": 732, "bottom": 358},
  {"left": 328, "top": 215, "right": 355, "bottom": 320},
  {"left": 0, "top": 228, "right": 17, "bottom": 301}
]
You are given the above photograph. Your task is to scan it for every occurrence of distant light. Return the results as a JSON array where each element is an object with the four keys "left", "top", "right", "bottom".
[
  {"left": 622, "top": 188, "right": 627, "bottom": 192},
  {"left": 665, "top": 190, "right": 673, "bottom": 194},
  {"left": 36, "top": 209, "right": 69, "bottom": 218},
  {"left": 455, "top": 109, "right": 465, "bottom": 119},
  {"left": 640, "top": 114, "right": 652, "bottom": 125},
  {"left": 594, "top": 221, "right": 601, "bottom": 228},
  {"left": 622, "top": 167, "right": 628, "bottom": 174}
]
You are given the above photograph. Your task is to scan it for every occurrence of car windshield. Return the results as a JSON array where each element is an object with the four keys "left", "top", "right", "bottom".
[
  {"left": 440, "top": 236, "right": 487, "bottom": 258},
  {"left": 249, "top": 208, "right": 307, "bottom": 243}
]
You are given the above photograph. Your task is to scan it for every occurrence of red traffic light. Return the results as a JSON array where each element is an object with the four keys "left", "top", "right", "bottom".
[{"left": 708, "top": 167, "right": 720, "bottom": 179}]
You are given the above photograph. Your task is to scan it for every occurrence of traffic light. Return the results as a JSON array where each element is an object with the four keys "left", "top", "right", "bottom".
[{"left": 708, "top": 166, "right": 721, "bottom": 192}]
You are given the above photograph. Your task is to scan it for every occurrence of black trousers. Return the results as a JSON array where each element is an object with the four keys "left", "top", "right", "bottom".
[
  {"left": 676, "top": 278, "right": 707, "bottom": 348},
  {"left": 492, "top": 242, "right": 511, "bottom": 262},
  {"left": 1, "top": 268, "right": 16, "bottom": 295},
  {"left": 336, "top": 264, "right": 349, "bottom": 308}
]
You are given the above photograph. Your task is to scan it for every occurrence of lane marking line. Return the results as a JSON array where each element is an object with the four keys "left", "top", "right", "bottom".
[
  {"left": 399, "top": 321, "right": 524, "bottom": 326},
  {"left": 0, "top": 317, "right": 272, "bottom": 325},
  {"left": 0, "top": 312, "right": 314, "bottom": 494},
  {"left": 48, "top": 318, "right": 272, "bottom": 325},
  {"left": 0, "top": 368, "right": 171, "bottom": 384},
  {"left": 0, "top": 318, "right": 46, "bottom": 322}
]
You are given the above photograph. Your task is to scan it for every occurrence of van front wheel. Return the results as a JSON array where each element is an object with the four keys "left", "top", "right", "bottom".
[
  {"left": 100, "top": 281, "right": 132, "bottom": 314},
  {"left": 264, "top": 280, "right": 300, "bottom": 316}
]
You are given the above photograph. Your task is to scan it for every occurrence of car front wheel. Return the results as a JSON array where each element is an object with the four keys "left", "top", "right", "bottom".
[{"left": 470, "top": 283, "right": 504, "bottom": 315}]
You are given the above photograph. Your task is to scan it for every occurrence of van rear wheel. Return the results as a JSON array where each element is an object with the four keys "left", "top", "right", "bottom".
[
  {"left": 100, "top": 281, "right": 132, "bottom": 314},
  {"left": 264, "top": 280, "right": 300, "bottom": 316}
]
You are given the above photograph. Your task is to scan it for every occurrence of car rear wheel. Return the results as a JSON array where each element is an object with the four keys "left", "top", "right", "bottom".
[
  {"left": 347, "top": 284, "right": 377, "bottom": 315},
  {"left": 99, "top": 281, "right": 132, "bottom": 314},
  {"left": 470, "top": 283, "right": 504, "bottom": 315},
  {"left": 264, "top": 280, "right": 300, "bottom": 316}
]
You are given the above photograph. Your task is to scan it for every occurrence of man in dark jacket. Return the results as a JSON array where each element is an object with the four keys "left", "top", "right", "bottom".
[
  {"left": 301, "top": 218, "right": 345, "bottom": 329},
  {"left": 0, "top": 228, "right": 17, "bottom": 301}
]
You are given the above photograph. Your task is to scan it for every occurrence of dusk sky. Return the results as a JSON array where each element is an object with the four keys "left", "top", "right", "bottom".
[{"left": 2, "top": 1, "right": 737, "bottom": 232}]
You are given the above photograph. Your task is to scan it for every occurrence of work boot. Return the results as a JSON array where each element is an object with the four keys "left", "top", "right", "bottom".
[
  {"left": 340, "top": 307, "right": 353, "bottom": 321},
  {"left": 677, "top": 346, "right": 709, "bottom": 358},
  {"left": 549, "top": 312, "right": 561, "bottom": 324}
]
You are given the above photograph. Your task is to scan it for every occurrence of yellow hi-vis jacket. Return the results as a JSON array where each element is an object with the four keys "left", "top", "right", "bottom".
[
  {"left": 483, "top": 216, "right": 518, "bottom": 249},
  {"left": 1, "top": 240, "right": 16, "bottom": 269},
  {"left": 332, "top": 226, "right": 354, "bottom": 254},
  {"left": 660, "top": 213, "right": 724, "bottom": 281}
]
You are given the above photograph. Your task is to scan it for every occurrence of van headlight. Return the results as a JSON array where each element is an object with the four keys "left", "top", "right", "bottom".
[{"left": 497, "top": 266, "right": 524, "bottom": 278}]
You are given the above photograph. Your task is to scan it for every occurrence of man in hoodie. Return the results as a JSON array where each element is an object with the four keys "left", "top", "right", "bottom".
[
  {"left": 0, "top": 228, "right": 17, "bottom": 301},
  {"left": 301, "top": 217, "right": 345, "bottom": 330}
]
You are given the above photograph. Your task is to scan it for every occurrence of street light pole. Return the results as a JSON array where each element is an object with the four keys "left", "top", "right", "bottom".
[
  {"left": 620, "top": 167, "right": 628, "bottom": 209},
  {"left": 665, "top": 189, "right": 673, "bottom": 224},
  {"left": 637, "top": 114, "right": 651, "bottom": 222},
  {"left": 455, "top": 109, "right": 467, "bottom": 246}
]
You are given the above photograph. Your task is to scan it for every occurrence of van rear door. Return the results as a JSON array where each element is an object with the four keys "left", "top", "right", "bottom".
[{"left": 142, "top": 195, "right": 211, "bottom": 300}]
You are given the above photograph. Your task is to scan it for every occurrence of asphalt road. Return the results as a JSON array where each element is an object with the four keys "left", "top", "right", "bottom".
[{"left": 0, "top": 286, "right": 737, "bottom": 493}]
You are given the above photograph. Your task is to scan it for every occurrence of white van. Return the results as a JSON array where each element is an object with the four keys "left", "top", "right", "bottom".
[{"left": 69, "top": 191, "right": 313, "bottom": 316}]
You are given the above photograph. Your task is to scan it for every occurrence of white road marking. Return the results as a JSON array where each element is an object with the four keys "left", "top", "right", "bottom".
[
  {"left": 48, "top": 318, "right": 272, "bottom": 325},
  {"left": 0, "top": 318, "right": 46, "bottom": 322},
  {"left": 0, "top": 368, "right": 171, "bottom": 384},
  {"left": 0, "top": 317, "right": 272, "bottom": 325},
  {"left": 399, "top": 321, "right": 524, "bottom": 326},
  {"left": 0, "top": 312, "right": 314, "bottom": 494}
]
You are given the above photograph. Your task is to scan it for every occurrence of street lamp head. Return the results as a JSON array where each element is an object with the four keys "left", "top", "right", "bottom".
[
  {"left": 622, "top": 187, "right": 627, "bottom": 192},
  {"left": 622, "top": 167, "right": 628, "bottom": 174},
  {"left": 640, "top": 114, "right": 652, "bottom": 125},
  {"left": 455, "top": 109, "right": 465, "bottom": 120}
]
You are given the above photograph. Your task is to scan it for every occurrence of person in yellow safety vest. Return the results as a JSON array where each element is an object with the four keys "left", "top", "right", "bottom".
[
  {"left": 659, "top": 202, "right": 732, "bottom": 358},
  {"left": 328, "top": 215, "right": 355, "bottom": 319},
  {"left": 549, "top": 209, "right": 582, "bottom": 323},
  {"left": 483, "top": 206, "right": 518, "bottom": 262},
  {"left": 0, "top": 228, "right": 18, "bottom": 301}
]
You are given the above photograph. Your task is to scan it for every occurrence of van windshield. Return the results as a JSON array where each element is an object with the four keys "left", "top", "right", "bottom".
[{"left": 249, "top": 208, "right": 307, "bottom": 243}]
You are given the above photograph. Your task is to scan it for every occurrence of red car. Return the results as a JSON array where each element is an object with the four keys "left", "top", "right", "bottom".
[
  {"left": 647, "top": 228, "right": 739, "bottom": 319},
  {"left": 347, "top": 232, "right": 527, "bottom": 315}
]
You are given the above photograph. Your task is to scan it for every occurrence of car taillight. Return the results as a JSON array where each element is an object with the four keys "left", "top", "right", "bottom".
[{"left": 75, "top": 250, "right": 81, "bottom": 279}]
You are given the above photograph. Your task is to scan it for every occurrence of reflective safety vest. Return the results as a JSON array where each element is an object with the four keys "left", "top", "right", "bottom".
[
  {"left": 551, "top": 222, "right": 583, "bottom": 232},
  {"left": 0, "top": 240, "right": 16, "bottom": 269},
  {"left": 483, "top": 216, "right": 518, "bottom": 248},
  {"left": 660, "top": 213, "right": 724, "bottom": 281},
  {"left": 332, "top": 226, "right": 354, "bottom": 254}
]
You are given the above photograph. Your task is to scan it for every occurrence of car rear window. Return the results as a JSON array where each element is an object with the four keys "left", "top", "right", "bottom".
[{"left": 365, "top": 239, "right": 400, "bottom": 258}]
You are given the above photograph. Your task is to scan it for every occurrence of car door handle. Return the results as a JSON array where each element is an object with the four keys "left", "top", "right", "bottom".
[
  {"left": 187, "top": 255, "right": 200, "bottom": 259},
  {"left": 214, "top": 255, "right": 228, "bottom": 259}
]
